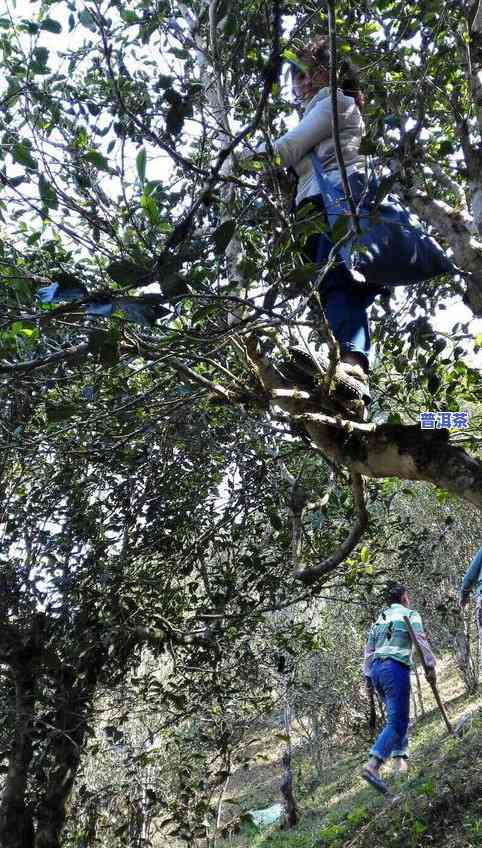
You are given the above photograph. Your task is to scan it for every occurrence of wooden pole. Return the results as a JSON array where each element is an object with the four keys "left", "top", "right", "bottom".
[
  {"left": 413, "top": 663, "right": 425, "bottom": 717},
  {"left": 368, "top": 686, "right": 377, "bottom": 737},
  {"left": 403, "top": 616, "right": 454, "bottom": 735}
]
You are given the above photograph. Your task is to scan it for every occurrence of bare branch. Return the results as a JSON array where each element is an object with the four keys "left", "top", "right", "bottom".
[
  {"left": 0, "top": 343, "right": 89, "bottom": 374},
  {"left": 404, "top": 188, "right": 482, "bottom": 315},
  {"left": 245, "top": 334, "right": 482, "bottom": 509},
  {"left": 326, "top": 0, "right": 359, "bottom": 229}
]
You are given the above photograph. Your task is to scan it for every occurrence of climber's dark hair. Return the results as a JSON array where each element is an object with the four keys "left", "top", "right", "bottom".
[
  {"left": 296, "top": 36, "right": 363, "bottom": 111},
  {"left": 384, "top": 582, "right": 408, "bottom": 606}
]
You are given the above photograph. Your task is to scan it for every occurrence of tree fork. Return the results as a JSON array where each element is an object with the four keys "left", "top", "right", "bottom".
[
  {"left": 34, "top": 667, "right": 100, "bottom": 848},
  {"left": 0, "top": 665, "right": 36, "bottom": 848},
  {"left": 302, "top": 418, "right": 482, "bottom": 510},
  {"left": 245, "top": 336, "right": 482, "bottom": 510}
]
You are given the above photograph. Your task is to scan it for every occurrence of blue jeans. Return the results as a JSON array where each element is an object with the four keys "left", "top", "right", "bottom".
[
  {"left": 302, "top": 208, "right": 382, "bottom": 371},
  {"left": 370, "top": 658, "right": 410, "bottom": 762}
]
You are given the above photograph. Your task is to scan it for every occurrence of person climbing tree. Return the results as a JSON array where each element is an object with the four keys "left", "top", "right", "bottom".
[
  {"left": 361, "top": 583, "right": 437, "bottom": 793},
  {"left": 240, "top": 35, "right": 453, "bottom": 420},
  {"left": 242, "top": 37, "right": 375, "bottom": 418},
  {"left": 460, "top": 544, "right": 482, "bottom": 672}
]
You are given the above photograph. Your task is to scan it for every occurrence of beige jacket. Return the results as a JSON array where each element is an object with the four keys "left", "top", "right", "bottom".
[{"left": 257, "top": 87, "right": 365, "bottom": 206}]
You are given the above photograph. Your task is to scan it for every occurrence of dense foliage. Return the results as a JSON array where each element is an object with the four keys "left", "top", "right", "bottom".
[{"left": 0, "top": 0, "right": 481, "bottom": 846}]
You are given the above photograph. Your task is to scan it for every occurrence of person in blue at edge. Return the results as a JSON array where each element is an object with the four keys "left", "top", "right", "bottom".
[
  {"left": 460, "top": 544, "right": 482, "bottom": 672},
  {"left": 362, "top": 583, "right": 437, "bottom": 793},
  {"left": 240, "top": 36, "right": 388, "bottom": 420}
]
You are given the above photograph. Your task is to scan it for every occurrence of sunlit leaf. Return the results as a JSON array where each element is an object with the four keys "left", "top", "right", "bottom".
[
  {"left": 106, "top": 260, "right": 151, "bottom": 286},
  {"left": 38, "top": 174, "right": 58, "bottom": 210},
  {"left": 136, "top": 147, "right": 147, "bottom": 184},
  {"left": 12, "top": 141, "right": 37, "bottom": 171},
  {"left": 82, "top": 151, "right": 110, "bottom": 171}
]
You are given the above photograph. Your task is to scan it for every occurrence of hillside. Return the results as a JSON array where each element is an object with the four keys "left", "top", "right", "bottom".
[{"left": 219, "top": 659, "right": 482, "bottom": 848}]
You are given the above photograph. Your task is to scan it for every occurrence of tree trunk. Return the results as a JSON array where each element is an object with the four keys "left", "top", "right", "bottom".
[
  {"left": 245, "top": 340, "right": 482, "bottom": 511},
  {"left": 34, "top": 668, "right": 97, "bottom": 848},
  {"left": 0, "top": 664, "right": 36, "bottom": 848},
  {"left": 280, "top": 697, "right": 298, "bottom": 828},
  {"left": 453, "top": 612, "right": 479, "bottom": 694}
]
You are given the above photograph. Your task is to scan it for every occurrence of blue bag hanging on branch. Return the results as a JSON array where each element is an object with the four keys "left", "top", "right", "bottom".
[{"left": 309, "top": 152, "right": 455, "bottom": 287}]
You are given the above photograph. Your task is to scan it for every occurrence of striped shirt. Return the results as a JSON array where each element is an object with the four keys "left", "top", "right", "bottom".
[{"left": 363, "top": 603, "right": 436, "bottom": 677}]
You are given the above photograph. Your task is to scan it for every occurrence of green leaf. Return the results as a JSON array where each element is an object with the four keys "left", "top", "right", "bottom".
[
  {"left": 285, "top": 263, "right": 317, "bottom": 285},
  {"left": 88, "top": 329, "right": 119, "bottom": 365},
  {"left": 38, "top": 174, "right": 58, "bottom": 210},
  {"left": 282, "top": 49, "right": 308, "bottom": 74},
  {"left": 192, "top": 304, "right": 219, "bottom": 323},
  {"left": 414, "top": 820, "right": 428, "bottom": 836},
  {"left": 136, "top": 147, "right": 147, "bottom": 184},
  {"left": 164, "top": 90, "right": 192, "bottom": 135},
  {"left": 375, "top": 174, "right": 398, "bottom": 204},
  {"left": 268, "top": 510, "right": 283, "bottom": 531},
  {"left": 331, "top": 214, "right": 352, "bottom": 242},
  {"left": 120, "top": 8, "right": 139, "bottom": 23},
  {"left": 40, "top": 18, "right": 62, "bottom": 33},
  {"left": 438, "top": 140, "right": 454, "bottom": 157},
  {"left": 8, "top": 175, "right": 26, "bottom": 187},
  {"left": 31, "top": 46, "right": 49, "bottom": 75},
  {"left": 22, "top": 20, "right": 38, "bottom": 34},
  {"left": 360, "top": 546, "right": 369, "bottom": 563},
  {"left": 157, "top": 74, "right": 173, "bottom": 89},
  {"left": 45, "top": 401, "right": 78, "bottom": 423},
  {"left": 106, "top": 260, "right": 151, "bottom": 286},
  {"left": 160, "top": 273, "right": 189, "bottom": 300},
  {"left": 358, "top": 136, "right": 378, "bottom": 155},
  {"left": 78, "top": 9, "right": 96, "bottom": 31},
  {"left": 82, "top": 151, "right": 110, "bottom": 171},
  {"left": 12, "top": 141, "right": 38, "bottom": 171},
  {"left": 144, "top": 180, "right": 163, "bottom": 199},
  {"left": 140, "top": 192, "right": 162, "bottom": 226},
  {"left": 213, "top": 219, "right": 236, "bottom": 254},
  {"left": 9, "top": 321, "right": 37, "bottom": 340}
]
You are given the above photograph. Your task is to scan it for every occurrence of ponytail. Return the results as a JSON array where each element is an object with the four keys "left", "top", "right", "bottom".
[
  {"left": 339, "top": 56, "right": 364, "bottom": 113},
  {"left": 298, "top": 37, "right": 364, "bottom": 113}
]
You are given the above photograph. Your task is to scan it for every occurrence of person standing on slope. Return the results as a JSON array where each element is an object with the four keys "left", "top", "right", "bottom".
[
  {"left": 460, "top": 544, "right": 482, "bottom": 670},
  {"left": 362, "top": 582, "right": 437, "bottom": 793}
]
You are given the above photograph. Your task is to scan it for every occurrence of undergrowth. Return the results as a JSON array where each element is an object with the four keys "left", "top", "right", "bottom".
[{"left": 221, "top": 661, "right": 482, "bottom": 848}]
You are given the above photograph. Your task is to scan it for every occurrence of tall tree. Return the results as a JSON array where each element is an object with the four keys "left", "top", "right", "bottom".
[
  {"left": 0, "top": 0, "right": 480, "bottom": 550},
  {"left": 0, "top": 2, "right": 482, "bottom": 842}
]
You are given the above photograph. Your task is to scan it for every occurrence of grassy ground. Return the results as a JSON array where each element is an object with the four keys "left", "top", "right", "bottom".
[{"left": 219, "top": 659, "right": 482, "bottom": 848}]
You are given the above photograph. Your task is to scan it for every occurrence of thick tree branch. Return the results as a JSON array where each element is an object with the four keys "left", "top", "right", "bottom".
[
  {"left": 302, "top": 419, "right": 482, "bottom": 510},
  {"left": 402, "top": 188, "right": 482, "bottom": 315},
  {"left": 245, "top": 335, "right": 482, "bottom": 510},
  {"left": 0, "top": 343, "right": 89, "bottom": 374}
]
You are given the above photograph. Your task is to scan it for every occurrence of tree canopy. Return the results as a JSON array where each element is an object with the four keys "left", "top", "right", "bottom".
[{"left": 0, "top": 0, "right": 481, "bottom": 845}]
